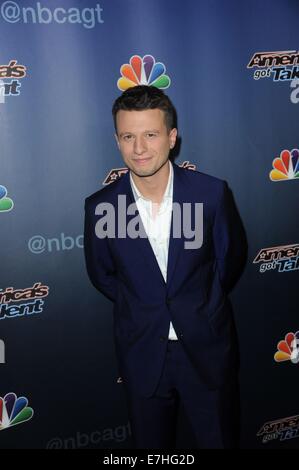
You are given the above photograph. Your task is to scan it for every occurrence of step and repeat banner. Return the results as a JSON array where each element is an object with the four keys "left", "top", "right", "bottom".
[{"left": 0, "top": 0, "right": 298, "bottom": 449}]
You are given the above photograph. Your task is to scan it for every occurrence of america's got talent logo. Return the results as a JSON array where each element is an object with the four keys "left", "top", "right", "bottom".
[
  {"left": 0, "top": 60, "right": 26, "bottom": 103},
  {"left": 0, "top": 282, "right": 49, "bottom": 320},
  {"left": 253, "top": 243, "right": 299, "bottom": 274}
]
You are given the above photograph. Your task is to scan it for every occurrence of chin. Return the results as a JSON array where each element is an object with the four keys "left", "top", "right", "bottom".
[
  {"left": 132, "top": 168, "right": 156, "bottom": 177},
  {"left": 129, "top": 162, "right": 155, "bottom": 176}
]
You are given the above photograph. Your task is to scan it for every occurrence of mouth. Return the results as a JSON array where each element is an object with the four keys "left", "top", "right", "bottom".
[{"left": 133, "top": 157, "right": 152, "bottom": 165}]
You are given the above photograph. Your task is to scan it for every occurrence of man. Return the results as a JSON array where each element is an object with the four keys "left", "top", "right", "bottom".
[{"left": 84, "top": 85, "right": 247, "bottom": 448}]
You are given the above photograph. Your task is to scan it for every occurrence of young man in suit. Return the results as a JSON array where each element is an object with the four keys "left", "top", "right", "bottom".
[{"left": 84, "top": 85, "right": 247, "bottom": 448}]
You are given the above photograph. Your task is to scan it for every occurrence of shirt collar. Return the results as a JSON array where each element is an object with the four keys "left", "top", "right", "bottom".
[{"left": 130, "top": 160, "right": 173, "bottom": 202}]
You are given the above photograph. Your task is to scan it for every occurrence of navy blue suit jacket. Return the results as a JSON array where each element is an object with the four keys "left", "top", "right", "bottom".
[{"left": 84, "top": 162, "right": 246, "bottom": 397}]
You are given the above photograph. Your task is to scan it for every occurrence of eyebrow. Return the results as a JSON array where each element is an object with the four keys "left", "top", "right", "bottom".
[{"left": 119, "top": 130, "right": 161, "bottom": 137}]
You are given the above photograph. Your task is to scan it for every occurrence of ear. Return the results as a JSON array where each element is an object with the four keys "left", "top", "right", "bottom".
[
  {"left": 114, "top": 133, "right": 120, "bottom": 149},
  {"left": 169, "top": 128, "right": 177, "bottom": 149}
]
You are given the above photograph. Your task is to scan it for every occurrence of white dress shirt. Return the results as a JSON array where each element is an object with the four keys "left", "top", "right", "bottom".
[{"left": 130, "top": 160, "right": 178, "bottom": 340}]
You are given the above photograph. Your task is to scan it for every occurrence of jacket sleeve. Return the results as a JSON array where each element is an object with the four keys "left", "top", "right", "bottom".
[
  {"left": 84, "top": 198, "right": 117, "bottom": 302},
  {"left": 212, "top": 181, "right": 247, "bottom": 293}
]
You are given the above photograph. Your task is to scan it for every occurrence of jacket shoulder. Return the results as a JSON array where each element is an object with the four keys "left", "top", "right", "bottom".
[
  {"left": 175, "top": 163, "right": 226, "bottom": 194},
  {"left": 177, "top": 162, "right": 223, "bottom": 182}
]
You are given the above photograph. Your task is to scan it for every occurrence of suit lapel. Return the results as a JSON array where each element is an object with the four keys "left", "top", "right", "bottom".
[
  {"left": 118, "top": 170, "right": 167, "bottom": 286},
  {"left": 166, "top": 163, "right": 185, "bottom": 289},
  {"left": 118, "top": 162, "right": 185, "bottom": 289}
]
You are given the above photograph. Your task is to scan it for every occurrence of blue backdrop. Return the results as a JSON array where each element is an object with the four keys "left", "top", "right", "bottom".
[{"left": 0, "top": 0, "right": 298, "bottom": 449}]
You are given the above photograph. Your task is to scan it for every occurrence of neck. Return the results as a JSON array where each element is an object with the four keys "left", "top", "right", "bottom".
[{"left": 131, "top": 160, "right": 170, "bottom": 204}]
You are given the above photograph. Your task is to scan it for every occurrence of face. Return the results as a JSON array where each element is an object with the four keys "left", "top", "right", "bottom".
[{"left": 115, "top": 108, "right": 177, "bottom": 178}]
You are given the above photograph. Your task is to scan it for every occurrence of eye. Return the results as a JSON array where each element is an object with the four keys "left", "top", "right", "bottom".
[
  {"left": 146, "top": 133, "right": 157, "bottom": 138},
  {"left": 123, "top": 134, "right": 133, "bottom": 142}
]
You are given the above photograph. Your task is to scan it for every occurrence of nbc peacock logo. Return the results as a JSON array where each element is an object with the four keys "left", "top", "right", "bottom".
[
  {"left": 274, "top": 331, "right": 299, "bottom": 364},
  {"left": 0, "top": 185, "right": 14, "bottom": 212},
  {"left": 0, "top": 393, "right": 34, "bottom": 431},
  {"left": 269, "top": 149, "right": 299, "bottom": 181},
  {"left": 117, "top": 55, "right": 171, "bottom": 91}
]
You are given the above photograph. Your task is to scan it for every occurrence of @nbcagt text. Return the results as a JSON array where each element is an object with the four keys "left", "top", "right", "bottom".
[{"left": 102, "top": 454, "right": 195, "bottom": 466}]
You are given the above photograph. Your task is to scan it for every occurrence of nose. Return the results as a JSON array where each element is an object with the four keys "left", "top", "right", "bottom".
[{"left": 133, "top": 136, "right": 147, "bottom": 155}]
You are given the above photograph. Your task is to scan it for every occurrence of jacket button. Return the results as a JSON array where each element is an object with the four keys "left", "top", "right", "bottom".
[
  {"left": 166, "top": 298, "right": 171, "bottom": 306},
  {"left": 160, "top": 336, "right": 166, "bottom": 342}
]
